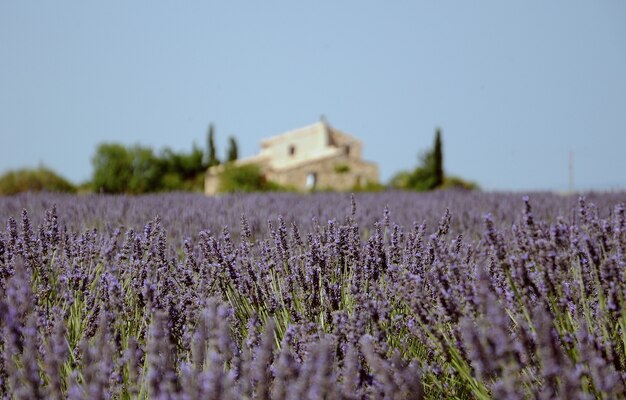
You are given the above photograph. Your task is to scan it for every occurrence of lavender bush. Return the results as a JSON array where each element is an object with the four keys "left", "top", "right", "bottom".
[{"left": 0, "top": 191, "right": 625, "bottom": 399}]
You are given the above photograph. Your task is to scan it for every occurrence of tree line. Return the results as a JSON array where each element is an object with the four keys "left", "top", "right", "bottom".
[
  {"left": 90, "top": 124, "right": 239, "bottom": 194},
  {"left": 0, "top": 125, "right": 477, "bottom": 195}
]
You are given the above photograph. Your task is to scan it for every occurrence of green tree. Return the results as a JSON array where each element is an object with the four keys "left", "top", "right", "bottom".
[
  {"left": 433, "top": 128, "right": 444, "bottom": 188},
  {"left": 162, "top": 144, "right": 204, "bottom": 180},
  {"left": 185, "top": 144, "right": 206, "bottom": 176},
  {"left": 226, "top": 136, "right": 238, "bottom": 163},
  {"left": 92, "top": 141, "right": 209, "bottom": 194},
  {"left": 92, "top": 143, "right": 133, "bottom": 193},
  {"left": 389, "top": 128, "right": 447, "bottom": 191},
  {"left": 127, "top": 145, "right": 164, "bottom": 193},
  {"left": 407, "top": 165, "right": 436, "bottom": 191},
  {"left": 206, "top": 124, "right": 219, "bottom": 168},
  {"left": 160, "top": 144, "right": 205, "bottom": 191}
]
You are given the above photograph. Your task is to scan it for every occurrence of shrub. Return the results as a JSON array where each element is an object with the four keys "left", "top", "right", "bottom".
[
  {"left": 441, "top": 176, "right": 480, "bottom": 191},
  {"left": 0, "top": 167, "right": 76, "bottom": 195},
  {"left": 217, "top": 163, "right": 288, "bottom": 193},
  {"left": 351, "top": 179, "right": 385, "bottom": 192},
  {"left": 334, "top": 164, "right": 350, "bottom": 174}
]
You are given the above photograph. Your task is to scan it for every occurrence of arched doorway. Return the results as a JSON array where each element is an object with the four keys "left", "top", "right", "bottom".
[{"left": 306, "top": 172, "right": 317, "bottom": 190}]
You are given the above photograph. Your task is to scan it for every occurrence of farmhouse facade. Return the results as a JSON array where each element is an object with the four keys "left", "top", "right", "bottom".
[{"left": 205, "top": 120, "right": 379, "bottom": 194}]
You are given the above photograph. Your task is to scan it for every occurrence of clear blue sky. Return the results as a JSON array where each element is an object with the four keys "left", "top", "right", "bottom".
[{"left": 1, "top": 1, "right": 625, "bottom": 191}]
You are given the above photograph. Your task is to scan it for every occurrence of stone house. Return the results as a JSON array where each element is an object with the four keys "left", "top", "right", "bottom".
[{"left": 205, "top": 120, "right": 379, "bottom": 194}]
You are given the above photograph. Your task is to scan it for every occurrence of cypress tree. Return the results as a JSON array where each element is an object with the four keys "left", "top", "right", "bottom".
[
  {"left": 433, "top": 128, "right": 444, "bottom": 188},
  {"left": 226, "top": 136, "right": 238, "bottom": 162},
  {"left": 206, "top": 124, "right": 219, "bottom": 167}
]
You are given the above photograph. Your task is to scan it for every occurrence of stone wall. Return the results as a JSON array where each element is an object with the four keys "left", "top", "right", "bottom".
[
  {"left": 204, "top": 172, "right": 220, "bottom": 195},
  {"left": 205, "top": 154, "right": 378, "bottom": 195},
  {"left": 267, "top": 154, "right": 378, "bottom": 191}
]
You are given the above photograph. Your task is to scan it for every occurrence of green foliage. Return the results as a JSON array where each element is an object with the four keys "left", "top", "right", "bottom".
[
  {"left": 91, "top": 143, "right": 134, "bottom": 193},
  {"left": 217, "top": 164, "right": 287, "bottom": 193},
  {"left": 226, "top": 136, "right": 239, "bottom": 163},
  {"left": 76, "top": 180, "right": 94, "bottom": 194},
  {"left": 91, "top": 142, "right": 207, "bottom": 194},
  {"left": 0, "top": 167, "right": 76, "bottom": 195},
  {"left": 206, "top": 124, "right": 220, "bottom": 167},
  {"left": 159, "top": 172, "right": 184, "bottom": 192},
  {"left": 351, "top": 179, "right": 385, "bottom": 192},
  {"left": 333, "top": 164, "right": 350, "bottom": 174},
  {"left": 160, "top": 144, "right": 205, "bottom": 180},
  {"left": 407, "top": 166, "right": 438, "bottom": 192},
  {"left": 388, "top": 170, "right": 412, "bottom": 189},
  {"left": 433, "top": 128, "right": 444, "bottom": 188},
  {"left": 181, "top": 173, "right": 206, "bottom": 192},
  {"left": 390, "top": 127, "right": 473, "bottom": 192},
  {"left": 441, "top": 176, "right": 480, "bottom": 191},
  {"left": 390, "top": 164, "right": 439, "bottom": 192},
  {"left": 128, "top": 146, "right": 164, "bottom": 194}
]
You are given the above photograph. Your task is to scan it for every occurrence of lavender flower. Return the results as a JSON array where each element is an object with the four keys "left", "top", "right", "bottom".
[{"left": 0, "top": 191, "right": 624, "bottom": 398}]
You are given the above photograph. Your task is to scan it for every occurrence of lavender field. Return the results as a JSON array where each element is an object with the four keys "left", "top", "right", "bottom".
[{"left": 1, "top": 191, "right": 626, "bottom": 399}]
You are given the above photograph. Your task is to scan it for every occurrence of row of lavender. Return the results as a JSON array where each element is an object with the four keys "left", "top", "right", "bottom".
[
  {"left": 5, "top": 190, "right": 624, "bottom": 243},
  {"left": 0, "top": 191, "right": 625, "bottom": 399}
]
